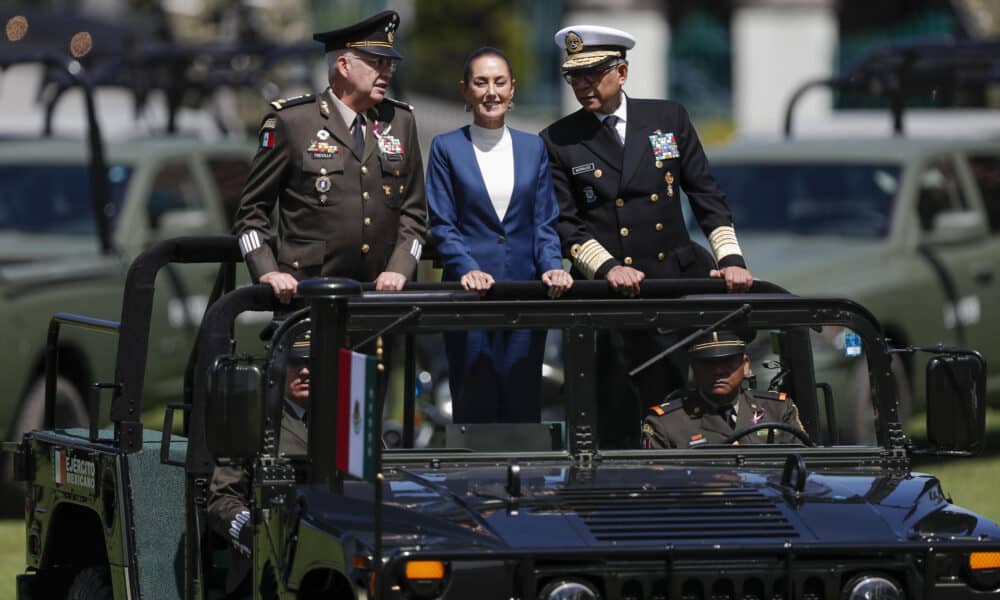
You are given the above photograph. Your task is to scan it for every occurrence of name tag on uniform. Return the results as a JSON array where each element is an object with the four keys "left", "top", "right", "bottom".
[
  {"left": 306, "top": 140, "right": 339, "bottom": 159},
  {"left": 572, "top": 162, "right": 595, "bottom": 175},
  {"left": 649, "top": 132, "right": 680, "bottom": 160}
]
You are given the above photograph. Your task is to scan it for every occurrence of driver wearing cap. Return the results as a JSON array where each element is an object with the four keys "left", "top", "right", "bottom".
[{"left": 642, "top": 331, "right": 805, "bottom": 449}]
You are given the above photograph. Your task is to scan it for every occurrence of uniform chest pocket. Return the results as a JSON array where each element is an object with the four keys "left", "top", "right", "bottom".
[
  {"left": 378, "top": 155, "right": 408, "bottom": 208},
  {"left": 301, "top": 151, "right": 345, "bottom": 201}
]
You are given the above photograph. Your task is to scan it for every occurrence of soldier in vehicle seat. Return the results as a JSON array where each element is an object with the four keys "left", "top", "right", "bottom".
[
  {"left": 206, "top": 330, "right": 310, "bottom": 598},
  {"left": 642, "top": 330, "right": 806, "bottom": 449}
]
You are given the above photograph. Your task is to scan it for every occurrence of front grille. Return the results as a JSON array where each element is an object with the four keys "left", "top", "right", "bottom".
[
  {"left": 533, "top": 560, "right": 841, "bottom": 600},
  {"left": 557, "top": 486, "right": 799, "bottom": 544}
]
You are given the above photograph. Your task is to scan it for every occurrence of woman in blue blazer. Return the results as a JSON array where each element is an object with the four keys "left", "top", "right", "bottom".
[{"left": 426, "top": 47, "right": 573, "bottom": 423}]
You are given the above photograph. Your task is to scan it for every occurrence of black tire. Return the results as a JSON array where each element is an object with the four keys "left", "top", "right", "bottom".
[
  {"left": 0, "top": 376, "right": 87, "bottom": 516},
  {"left": 66, "top": 567, "right": 112, "bottom": 600}
]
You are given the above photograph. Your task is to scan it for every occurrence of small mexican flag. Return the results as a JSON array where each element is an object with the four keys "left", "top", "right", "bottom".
[
  {"left": 54, "top": 449, "right": 67, "bottom": 485},
  {"left": 336, "top": 349, "right": 378, "bottom": 482}
]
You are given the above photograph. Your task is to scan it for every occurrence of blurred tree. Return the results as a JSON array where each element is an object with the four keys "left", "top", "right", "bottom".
[{"left": 407, "top": 0, "right": 534, "bottom": 102}]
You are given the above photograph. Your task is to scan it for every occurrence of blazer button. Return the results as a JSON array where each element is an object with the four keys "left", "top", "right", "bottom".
[
  {"left": 497, "top": 235, "right": 506, "bottom": 244},
  {"left": 619, "top": 227, "right": 629, "bottom": 237},
  {"left": 650, "top": 193, "right": 659, "bottom": 202},
  {"left": 657, "top": 252, "right": 666, "bottom": 261},
  {"left": 624, "top": 256, "right": 633, "bottom": 266},
  {"left": 361, "top": 244, "right": 370, "bottom": 254},
  {"left": 655, "top": 223, "right": 664, "bottom": 231},
  {"left": 361, "top": 165, "right": 369, "bottom": 175},
  {"left": 615, "top": 198, "right": 624, "bottom": 207},
  {"left": 292, "top": 260, "right": 300, "bottom": 269}
]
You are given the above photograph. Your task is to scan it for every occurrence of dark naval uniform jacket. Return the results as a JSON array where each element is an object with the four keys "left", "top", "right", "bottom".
[
  {"left": 540, "top": 97, "right": 744, "bottom": 280},
  {"left": 207, "top": 404, "right": 307, "bottom": 593},
  {"left": 642, "top": 388, "right": 804, "bottom": 449},
  {"left": 233, "top": 87, "right": 427, "bottom": 283}
]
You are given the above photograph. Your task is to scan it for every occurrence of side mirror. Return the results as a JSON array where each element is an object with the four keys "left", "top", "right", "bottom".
[
  {"left": 925, "top": 352, "right": 986, "bottom": 455},
  {"left": 924, "top": 210, "right": 987, "bottom": 246},
  {"left": 206, "top": 356, "right": 264, "bottom": 461}
]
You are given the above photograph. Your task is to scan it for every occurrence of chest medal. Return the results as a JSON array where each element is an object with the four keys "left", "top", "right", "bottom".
[
  {"left": 306, "top": 140, "right": 339, "bottom": 159},
  {"left": 649, "top": 132, "right": 680, "bottom": 161}
]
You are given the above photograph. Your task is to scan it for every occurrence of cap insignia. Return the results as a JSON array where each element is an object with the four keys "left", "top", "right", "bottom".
[{"left": 565, "top": 31, "right": 583, "bottom": 54}]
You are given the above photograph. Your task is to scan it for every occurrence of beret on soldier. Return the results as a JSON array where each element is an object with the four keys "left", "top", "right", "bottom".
[
  {"left": 313, "top": 10, "right": 402, "bottom": 60},
  {"left": 554, "top": 24, "right": 636, "bottom": 71}
]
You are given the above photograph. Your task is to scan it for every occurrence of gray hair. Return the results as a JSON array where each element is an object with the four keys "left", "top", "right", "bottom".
[{"left": 325, "top": 49, "right": 354, "bottom": 81}]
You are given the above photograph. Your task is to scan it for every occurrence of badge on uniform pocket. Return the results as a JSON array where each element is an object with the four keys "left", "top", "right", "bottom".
[
  {"left": 306, "top": 140, "right": 339, "bottom": 159},
  {"left": 649, "top": 132, "right": 680, "bottom": 160},
  {"left": 377, "top": 135, "right": 404, "bottom": 161},
  {"left": 583, "top": 186, "right": 597, "bottom": 204}
]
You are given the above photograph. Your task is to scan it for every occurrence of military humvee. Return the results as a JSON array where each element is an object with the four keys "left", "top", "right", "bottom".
[{"left": 5, "top": 236, "right": 999, "bottom": 600}]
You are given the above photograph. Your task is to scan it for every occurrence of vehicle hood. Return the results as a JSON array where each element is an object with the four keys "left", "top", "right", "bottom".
[
  {"left": 0, "top": 234, "right": 122, "bottom": 285},
  {"left": 733, "top": 235, "right": 889, "bottom": 295},
  {"left": 301, "top": 462, "right": 1000, "bottom": 553}
]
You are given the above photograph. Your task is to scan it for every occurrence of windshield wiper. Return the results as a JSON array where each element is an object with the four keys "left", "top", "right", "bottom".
[{"left": 629, "top": 303, "right": 752, "bottom": 377}]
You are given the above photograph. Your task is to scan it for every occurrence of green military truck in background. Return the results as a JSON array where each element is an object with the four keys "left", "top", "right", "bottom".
[
  {"left": 0, "top": 46, "right": 264, "bottom": 511},
  {"left": 5, "top": 236, "right": 999, "bottom": 600},
  {"left": 692, "top": 41, "right": 1000, "bottom": 435}
]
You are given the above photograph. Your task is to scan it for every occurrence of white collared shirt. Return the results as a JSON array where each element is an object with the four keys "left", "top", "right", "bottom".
[{"left": 595, "top": 93, "right": 628, "bottom": 144}]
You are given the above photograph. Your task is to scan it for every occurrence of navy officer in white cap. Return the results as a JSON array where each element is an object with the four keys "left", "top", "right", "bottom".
[{"left": 539, "top": 25, "right": 752, "bottom": 448}]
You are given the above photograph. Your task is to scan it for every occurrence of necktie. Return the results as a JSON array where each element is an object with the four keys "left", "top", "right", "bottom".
[
  {"left": 603, "top": 115, "right": 623, "bottom": 147},
  {"left": 352, "top": 113, "right": 366, "bottom": 154},
  {"left": 722, "top": 405, "right": 737, "bottom": 429}
]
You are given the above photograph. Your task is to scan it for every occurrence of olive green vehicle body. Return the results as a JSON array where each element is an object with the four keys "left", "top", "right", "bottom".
[
  {"left": 0, "top": 139, "right": 253, "bottom": 448},
  {"left": 706, "top": 138, "right": 1000, "bottom": 412}
]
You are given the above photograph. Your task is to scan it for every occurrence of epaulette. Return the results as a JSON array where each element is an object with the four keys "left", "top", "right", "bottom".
[
  {"left": 752, "top": 389, "right": 790, "bottom": 402},
  {"left": 270, "top": 94, "right": 315, "bottom": 111},
  {"left": 381, "top": 96, "right": 414, "bottom": 111},
  {"left": 647, "top": 400, "right": 684, "bottom": 416}
]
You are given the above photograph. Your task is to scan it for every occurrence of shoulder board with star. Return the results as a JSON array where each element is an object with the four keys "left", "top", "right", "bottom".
[
  {"left": 752, "top": 389, "right": 790, "bottom": 402},
  {"left": 381, "top": 96, "right": 414, "bottom": 112},
  {"left": 270, "top": 94, "right": 315, "bottom": 111}
]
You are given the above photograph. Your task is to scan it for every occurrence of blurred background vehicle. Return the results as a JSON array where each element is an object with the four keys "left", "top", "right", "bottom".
[{"left": 685, "top": 39, "right": 1000, "bottom": 438}]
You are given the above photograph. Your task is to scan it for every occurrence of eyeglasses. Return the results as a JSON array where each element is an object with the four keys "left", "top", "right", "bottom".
[
  {"left": 350, "top": 54, "right": 398, "bottom": 73},
  {"left": 562, "top": 63, "right": 618, "bottom": 85}
]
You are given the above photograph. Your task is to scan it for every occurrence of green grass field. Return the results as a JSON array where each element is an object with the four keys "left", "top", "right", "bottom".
[{"left": 1, "top": 413, "right": 997, "bottom": 592}]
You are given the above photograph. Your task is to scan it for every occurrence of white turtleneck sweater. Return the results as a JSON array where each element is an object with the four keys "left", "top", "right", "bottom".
[{"left": 469, "top": 123, "right": 514, "bottom": 222}]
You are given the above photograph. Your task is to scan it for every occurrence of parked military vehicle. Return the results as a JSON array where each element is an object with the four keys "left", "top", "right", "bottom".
[
  {"left": 692, "top": 40, "right": 1000, "bottom": 435},
  {"left": 5, "top": 236, "right": 997, "bottom": 600}
]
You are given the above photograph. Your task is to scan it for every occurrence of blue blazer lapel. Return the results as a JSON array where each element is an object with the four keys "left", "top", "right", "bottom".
[
  {"left": 502, "top": 130, "right": 531, "bottom": 226},
  {"left": 456, "top": 126, "right": 503, "bottom": 230}
]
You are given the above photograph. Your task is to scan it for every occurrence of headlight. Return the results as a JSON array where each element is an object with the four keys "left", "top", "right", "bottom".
[
  {"left": 539, "top": 578, "right": 601, "bottom": 600},
  {"left": 843, "top": 575, "right": 904, "bottom": 600},
  {"left": 403, "top": 560, "right": 448, "bottom": 599}
]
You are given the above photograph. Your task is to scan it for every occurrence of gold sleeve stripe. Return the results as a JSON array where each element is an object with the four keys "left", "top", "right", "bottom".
[
  {"left": 574, "top": 239, "right": 614, "bottom": 279},
  {"left": 708, "top": 226, "right": 743, "bottom": 262}
]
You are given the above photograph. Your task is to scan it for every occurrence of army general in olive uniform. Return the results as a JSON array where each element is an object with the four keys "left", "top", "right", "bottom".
[
  {"left": 234, "top": 10, "right": 426, "bottom": 301},
  {"left": 642, "top": 331, "right": 807, "bottom": 449}
]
